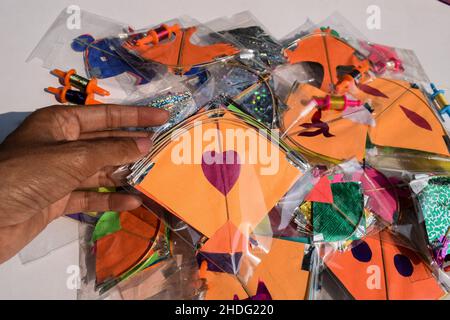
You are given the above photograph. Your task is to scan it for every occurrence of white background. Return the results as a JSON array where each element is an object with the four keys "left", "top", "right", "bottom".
[{"left": 0, "top": 0, "right": 449, "bottom": 299}]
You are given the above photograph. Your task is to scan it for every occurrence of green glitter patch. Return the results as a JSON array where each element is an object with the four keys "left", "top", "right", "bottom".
[{"left": 312, "top": 182, "right": 364, "bottom": 242}]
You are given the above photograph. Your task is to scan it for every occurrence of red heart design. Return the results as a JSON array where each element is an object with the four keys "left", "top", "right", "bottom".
[{"left": 201, "top": 151, "right": 241, "bottom": 196}]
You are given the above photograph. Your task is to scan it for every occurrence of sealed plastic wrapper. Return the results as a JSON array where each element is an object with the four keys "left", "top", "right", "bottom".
[
  {"left": 77, "top": 206, "right": 172, "bottom": 298},
  {"left": 309, "top": 230, "right": 448, "bottom": 300},
  {"left": 277, "top": 80, "right": 375, "bottom": 165},
  {"left": 121, "top": 97, "right": 315, "bottom": 299},
  {"left": 357, "top": 42, "right": 430, "bottom": 85},
  {"left": 27, "top": 7, "right": 160, "bottom": 103},
  {"left": 292, "top": 160, "right": 397, "bottom": 250},
  {"left": 205, "top": 11, "right": 286, "bottom": 69},
  {"left": 410, "top": 175, "right": 450, "bottom": 271},
  {"left": 106, "top": 16, "right": 241, "bottom": 82},
  {"left": 78, "top": 216, "right": 205, "bottom": 300},
  {"left": 357, "top": 80, "right": 450, "bottom": 173},
  {"left": 275, "top": 13, "right": 449, "bottom": 170},
  {"left": 280, "top": 13, "right": 374, "bottom": 96},
  {"left": 276, "top": 67, "right": 450, "bottom": 170},
  {"left": 28, "top": 7, "right": 127, "bottom": 73},
  {"left": 204, "top": 59, "right": 279, "bottom": 127}
]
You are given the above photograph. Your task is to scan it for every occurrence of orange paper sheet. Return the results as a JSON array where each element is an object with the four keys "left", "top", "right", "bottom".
[
  {"left": 325, "top": 231, "right": 445, "bottom": 300},
  {"left": 355, "top": 78, "right": 450, "bottom": 156},
  {"left": 282, "top": 83, "right": 368, "bottom": 161},
  {"left": 202, "top": 238, "right": 310, "bottom": 300},
  {"left": 137, "top": 113, "right": 302, "bottom": 238},
  {"left": 284, "top": 30, "right": 369, "bottom": 92}
]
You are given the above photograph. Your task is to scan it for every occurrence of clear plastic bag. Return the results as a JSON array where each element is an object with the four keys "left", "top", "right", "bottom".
[
  {"left": 27, "top": 7, "right": 163, "bottom": 104},
  {"left": 280, "top": 13, "right": 374, "bottom": 96},
  {"left": 27, "top": 7, "right": 128, "bottom": 73},
  {"left": 77, "top": 206, "right": 172, "bottom": 299},
  {"left": 276, "top": 61, "right": 450, "bottom": 170},
  {"left": 105, "top": 16, "right": 241, "bottom": 81},
  {"left": 205, "top": 11, "right": 286, "bottom": 69},
  {"left": 292, "top": 160, "right": 395, "bottom": 251},
  {"left": 119, "top": 97, "right": 314, "bottom": 299},
  {"left": 310, "top": 230, "right": 448, "bottom": 300},
  {"left": 410, "top": 175, "right": 450, "bottom": 272}
]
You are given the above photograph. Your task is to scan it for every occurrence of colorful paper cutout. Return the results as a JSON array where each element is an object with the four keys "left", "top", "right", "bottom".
[
  {"left": 312, "top": 182, "right": 364, "bottom": 242},
  {"left": 305, "top": 175, "right": 333, "bottom": 203},
  {"left": 417, "top": 176, "right": 450, "bottom": 255},
  {"left": 95, "top": 207, "right": 166, "bottom": 285},
  {"left": 284, "top": 28, "right": 370, "bottom": 93},
  {"left": 200, "top": 238, "right": 309, "bottom": 300},
  {"left": 124, "top": 27, "right": 239, "bottom": 74},
  {"left": 282, "top": 83, "right": 369, "bottom": 162},
  {"left": 355, "top": 78, "right": 450, "bottom": 157},
  {"left": 135, "top": 110, "right": 303, "bottom": 239},
  {"left": 325, "top": 231, "right": 446, "bottom": 300}
]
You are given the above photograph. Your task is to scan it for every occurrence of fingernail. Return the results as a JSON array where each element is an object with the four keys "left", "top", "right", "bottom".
[
  {"left": 134, "top": 137, "right": 152, "bottom": 154},
  {"left": 156, "top": 109, "right": 170, "bottom": 124}
]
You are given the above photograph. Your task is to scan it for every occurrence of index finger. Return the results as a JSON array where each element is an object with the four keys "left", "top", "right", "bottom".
[
  {"left": 65, "top": 104, "right": 170, "bottom": 133},
  {"left": 5, "top": 104, "right": 170, "bottom": 144}
]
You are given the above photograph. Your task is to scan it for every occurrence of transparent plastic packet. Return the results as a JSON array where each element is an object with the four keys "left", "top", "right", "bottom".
[
  {"left": 27, "top": 7, "right": 150, "bottom": 104},
  {"left": 309, "top": 229, "right": 449, "bottom": 300},
  {"left": 200, "top": 13, "right": 293, "bottom": 129},
  {"left": 199, "top": 49, "right": 317, "bottom": 131},
  {"left": 277, "top": 13, "right": 450, "bottom": 172},
  {"left": 409, "top": 174, "right": 450, "bottom": 273},
  {"left": 276, "top": 77, "right": 375, "bottom": 166},
  {"left": 357, "top": 41, "right": 430, "bottom": 84},
  {"left": 113, "top": 96, "right": 317, "bottom": 299},
  {"left": 28, "top": 7, "right": 127, "bottom": 73},
  {"left": 364, "top": 167, "right": 449, "bottom": 268},
  {"left": 77, "top": 206, "right": 173, "bottom": 299},
  {"left": 275, "top": 56, "right": 450, "bottom": 170},
  {"left": 113, "top": 229, "right": 203, "bottom": 300},
  {"left": 18, "top": 216, "right": 79, "bottom": 264},
  {"left": 202, "top": 57, "right": 279, "bottom": 128},
  {"left": 295, "top": 159, "right": 395, "bottom": 251},
  {"left": 280, "top": 12, "right": 375, "bottom": 96},
  {"left": 105, "top": 16, "right": 241, "bottom": 83},
  {"left": 125, "top": 74, "right": 213, "bottom": 137},
  {"left": 361, "top": 72, "right": 450, "bottom": 173},
  {"left": 205, "top": 11, "right": 286, "bottom": 69},
  {"left": 310, "top": 13, "right": 429, "bottom": 85}
]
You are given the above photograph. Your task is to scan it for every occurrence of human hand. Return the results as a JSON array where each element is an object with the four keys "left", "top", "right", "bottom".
[{"left": 0, "top": 104, "right": 168, "bottom": 263}]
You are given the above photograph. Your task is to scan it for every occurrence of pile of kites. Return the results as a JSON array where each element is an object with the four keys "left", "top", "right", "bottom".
[{"left": 29, "top": 8, "right": 450, "bottom": 300}]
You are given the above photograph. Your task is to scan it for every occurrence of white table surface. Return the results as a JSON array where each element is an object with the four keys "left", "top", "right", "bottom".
[{"left": 0, "top": 0, "right": 449, "bottom": 299}]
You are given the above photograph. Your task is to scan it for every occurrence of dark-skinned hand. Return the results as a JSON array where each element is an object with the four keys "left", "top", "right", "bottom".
[{"left": 0, "top": 104, "right": 168, "bottom": 263}]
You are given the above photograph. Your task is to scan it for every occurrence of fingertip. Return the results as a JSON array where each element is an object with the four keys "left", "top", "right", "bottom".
[
  {"left": 107, "top": 193, "right": 143, "bottom": 212},
  {"left": 138, "top": 107, "right": 170, "bottom": 126},
  {"left": 133, "top": 137, "right": 153, "bottom": 154},
  {"left": 119, "top": 195, "right": 143, "bottom": 211}
]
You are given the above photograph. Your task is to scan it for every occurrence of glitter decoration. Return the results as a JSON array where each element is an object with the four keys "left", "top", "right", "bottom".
[
  {"left": 213, "top": 64, "right": 275, "bottom": 125},
  {"left": 148, "top": 91, "right": 197, "bottom": 133},
  {"left": 218, "top": 26, "right": 285, "bottom": 67}
]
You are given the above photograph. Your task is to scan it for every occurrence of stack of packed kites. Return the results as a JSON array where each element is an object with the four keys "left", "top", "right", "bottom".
[{"left": 28, "top": 8, "right": 450, "bottom": 300}]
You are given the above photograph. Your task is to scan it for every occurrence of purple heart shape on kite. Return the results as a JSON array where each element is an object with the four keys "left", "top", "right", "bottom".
[{"left": 201, "top": 150, "right": 241, "bottom": 196}]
